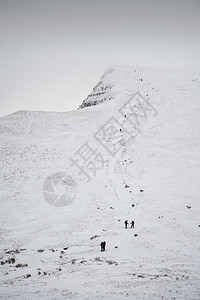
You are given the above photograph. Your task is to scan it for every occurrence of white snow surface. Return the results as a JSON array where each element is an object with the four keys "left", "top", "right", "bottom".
[{"left": 0, "top": 65, "right": 200, "bottom": 299}]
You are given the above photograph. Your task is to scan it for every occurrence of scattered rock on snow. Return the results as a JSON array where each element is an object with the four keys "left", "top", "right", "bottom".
[
  {"left": 94, "top": 257, "right": 103, "bottom": 262},
  {"left": 71, "top": 259, "right": 76, "bottom": 264},
  {"left": 15, "top": 263, "right": 28, "bottom": 268},
  {"left": 1, "top": 257, "right": 15, "bottom": 265},
  {"left": 5, "top": 249, "right": 20, "bottom": 254},
  {"left": 90, "top": 235, "right": 100, "bottom": 240},
  {"left": 106, "top": 260, "right": 118, "bottom": 266},
  {"left": 4, "top": 272, "right": 9, "bottom": 275}
]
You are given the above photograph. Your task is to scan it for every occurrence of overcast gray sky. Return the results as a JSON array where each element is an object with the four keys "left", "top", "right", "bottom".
[{"left": 0, "top": 0, "right": 200, "bottom": 117}]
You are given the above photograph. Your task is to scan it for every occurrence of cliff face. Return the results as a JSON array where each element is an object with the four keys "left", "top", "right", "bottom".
[
  {"left": 79, "top": 65, "right": 141, "bottom": 109},
  {"left": 79, "top": 67, "right": 116, "bottom": 109}
]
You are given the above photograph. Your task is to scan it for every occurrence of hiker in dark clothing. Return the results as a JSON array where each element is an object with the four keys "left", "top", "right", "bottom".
[
  {"left": 124, "top": 220, "right": 129, "bottom": 229},
  {"left": 130, "top": 220, "right": 135, "bottom": 228},
  {"left": 100, "top": 241, "right": 106, "bottom": 252}
]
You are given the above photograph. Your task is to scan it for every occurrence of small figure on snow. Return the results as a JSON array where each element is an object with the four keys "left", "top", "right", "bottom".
[
  {"left": 124, "top": 220, "right": 129, "bottom": 229},
  {"left": 130, "top": 220, "right": 135, "bottom": 228},
  {"left": 100, "top": 241, "right": 106, "bottom": 252}
]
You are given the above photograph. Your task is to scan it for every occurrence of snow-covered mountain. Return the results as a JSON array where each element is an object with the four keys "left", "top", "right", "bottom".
[{"left": 0, "top": 66, "right": 200, "bottom": 299}]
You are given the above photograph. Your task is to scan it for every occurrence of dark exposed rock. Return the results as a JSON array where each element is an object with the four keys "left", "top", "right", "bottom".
[
  {"left": 5, "top": 249, "right": 20, "bottom": 254},
  {"left": 1, "top": 257, "right": 16, "bottom": 265},
  {"left": 106, "top": 260, "right": 118, "bottom": 266},
  {"left": 71, "top": 259, "right": 76, "bottom": 264},
  {"left": 15, "top": 264, "right": 28, "bottom": 268},
  {"left": 90, "top": 235, "right": 100, "bottom": 240},
  {"left": 94, "top": 257, "right": 103, "bottom": 262}
]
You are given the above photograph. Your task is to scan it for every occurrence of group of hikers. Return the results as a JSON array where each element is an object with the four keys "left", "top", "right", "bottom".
[
  {"left": 124, "top": 220, "right": 135, "bottom": 229},
  {"left": 100, "top": 220, "right": 135, "bottom": 251}
]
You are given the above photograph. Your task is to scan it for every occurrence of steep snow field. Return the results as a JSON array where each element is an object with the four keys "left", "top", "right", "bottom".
[{"left": 0, "top": 66, "right": 200, "bottom": 299}]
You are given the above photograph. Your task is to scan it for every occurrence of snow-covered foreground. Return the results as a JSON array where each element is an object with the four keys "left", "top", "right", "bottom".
[{"left": 0, "top": 66, "right": 200, "bottom": 299}]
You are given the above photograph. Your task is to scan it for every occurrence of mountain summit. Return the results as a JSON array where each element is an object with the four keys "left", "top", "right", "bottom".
[{"left": 79, "top": 65, "right": 144, "bottom": 109}]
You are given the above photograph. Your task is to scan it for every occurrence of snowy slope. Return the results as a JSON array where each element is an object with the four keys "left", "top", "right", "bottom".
[{"left": 0, "top": 66, "right": 200, "bottom": 299}]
